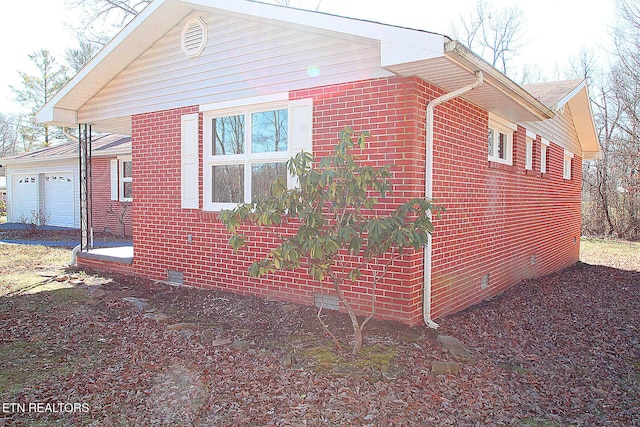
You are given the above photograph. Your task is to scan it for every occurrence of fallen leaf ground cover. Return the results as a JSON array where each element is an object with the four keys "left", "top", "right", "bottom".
[{"left": 0, "top": 239, "right": 638, "bottom": 426}]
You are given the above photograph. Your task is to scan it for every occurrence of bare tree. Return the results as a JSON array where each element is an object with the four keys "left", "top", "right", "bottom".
[
  {"left": 0, "top": 114, "right": 21, "bottom": 157},
  {"left": 449, "top": 0, "right": 525, "bottom": 76},
  {"left": 581, "top": 0, "right": 640, "bottom": 240},
  {"left": 65, "top": 0, "right": 152, "bottom": 45}
]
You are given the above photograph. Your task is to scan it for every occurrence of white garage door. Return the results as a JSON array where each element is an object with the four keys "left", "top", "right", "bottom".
[
  {"left": 11, "top": 174, "right": 38, "bottom": 223},
  {"left": 43, "top": 172, "right": 74, "bottom": 227}
]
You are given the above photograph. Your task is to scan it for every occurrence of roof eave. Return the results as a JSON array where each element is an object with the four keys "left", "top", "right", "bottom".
[
  {"left": 1, "top": 149, "right": 132, "bottom": 166},
  {"left": 444, "top": 41, "right": 554, "bottom": 121},
  {"left": 36, "top": 0, "right": 191, "bottom": 127},
  {"left": 554, "top": 80, "right": 586, "bottom": 110},
  {"left": 568, "top": 84, "right": 601, "bottom": 159}
]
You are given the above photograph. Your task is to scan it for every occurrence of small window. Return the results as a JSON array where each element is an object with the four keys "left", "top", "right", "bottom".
[
  {"left": 563, "top": 151, "right": 573, "bottom": 180},
  {"left": 120, "top": 160, "right": 133, "bottom": 201},
  {"left": 488, "top": 115, "right": 515, "bottom": 165},
  {"left": 111, "top": 157, "right": 133, "bottom": 201},
  {"left": 525, "top": 138, "right": 533, "bottom": 171},
  {"left": 540, "top": 140, "right": 549, "bottom": 174}
]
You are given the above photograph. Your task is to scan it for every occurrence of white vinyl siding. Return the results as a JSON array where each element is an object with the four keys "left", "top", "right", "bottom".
[
  {"left": 78, "top": 13, "right": 390, "bottom": 128},
  {"left": 520, "top": 104, "right": 582, "bottom": 159}
]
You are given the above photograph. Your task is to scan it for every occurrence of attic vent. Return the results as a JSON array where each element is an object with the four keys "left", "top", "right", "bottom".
[{"left": 181, "top": 17, "right": 207, "bottom": 58}]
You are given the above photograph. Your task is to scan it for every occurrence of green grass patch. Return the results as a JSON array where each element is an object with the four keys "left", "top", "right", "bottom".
[
  {"left": 580, "top": 238, "right": 640, "bottom": 271},
  {"left": 302, "top": 343, "right": 398, "bottom": 379},
  {"left": 0, "top": 341, "right": 73, "bottom": 398}
]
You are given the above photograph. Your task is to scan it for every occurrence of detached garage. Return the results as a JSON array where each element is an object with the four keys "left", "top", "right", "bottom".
[{"left": 0, "top": 135, "right": 132, "bottom": 231}]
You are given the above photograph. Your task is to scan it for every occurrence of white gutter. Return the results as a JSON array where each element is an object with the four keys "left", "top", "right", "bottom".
[{"left": 423, "top": 70, "right": 484, "bottom": 329}]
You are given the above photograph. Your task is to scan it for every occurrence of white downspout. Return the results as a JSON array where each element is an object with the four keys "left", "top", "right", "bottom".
[{"left": 424, "top": 70, "right": 484, "bottom": 328}]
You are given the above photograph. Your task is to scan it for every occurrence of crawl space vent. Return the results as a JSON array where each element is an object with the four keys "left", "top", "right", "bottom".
[
  {"left": 314, "top": 292, "right": 339, "bottom": 311},
  {"left": 167, "top": 270, "right": 184, "bottom": 286},
  {"left": 181, "top": 17, "right": 208, "bottom": 58}
]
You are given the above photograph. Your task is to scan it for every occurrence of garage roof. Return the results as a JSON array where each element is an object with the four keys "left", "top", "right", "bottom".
[{"left": 0, "top": 134, "right": 131, "bottom": 165}]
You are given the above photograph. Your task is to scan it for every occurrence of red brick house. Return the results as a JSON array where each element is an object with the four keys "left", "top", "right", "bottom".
[
  {"left": 0, "top": 134, "right": 132, "bottom": 236},
  {"left": 36, "top": 0, "right": 599, "bottom": 326}
]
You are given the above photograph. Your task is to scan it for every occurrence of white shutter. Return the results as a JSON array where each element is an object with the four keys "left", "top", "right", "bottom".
[
  {"left": 288, "top": 99, "right": 313, "bottom": 153},
  {"left": 181, "top": 113, "right": 199, "bottom": 209},
  {"left": 110, "top": 159, "right": 119, "bottom": 201},
  {"left": 287, "top": 99, "right": 314, "bottom": 189}
]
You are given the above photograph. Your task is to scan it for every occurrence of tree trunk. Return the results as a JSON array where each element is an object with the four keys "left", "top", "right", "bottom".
[{"left": 330, "top": 271, "right": 364, "bottom": 355}]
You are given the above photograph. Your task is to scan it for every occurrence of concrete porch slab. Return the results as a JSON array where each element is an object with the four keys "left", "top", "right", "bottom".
[{"left": 78, "top": 246, "right": 134, "bottom": 264}]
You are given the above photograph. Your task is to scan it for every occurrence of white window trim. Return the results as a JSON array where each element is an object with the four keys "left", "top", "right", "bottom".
[
  {"left": 540, "top": 138, "right": 549, "bottom": 174},
  {"left": 563, "top": 150, "right": 574, "bottom": 180},
  {"left": 525, "top": 137, "right": 533, "bottom": 171},
  {"left": 203, "top": 100, "right": 291, "bottom": 212},
  {"left": 119, "top": 156, "right": 133, "bottom": 202},
  {"left": 488, "top": 114, "right": 515, "bottom": 165}
]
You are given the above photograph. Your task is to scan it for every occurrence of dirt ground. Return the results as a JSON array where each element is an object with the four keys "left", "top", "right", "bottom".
[{"left": 0, "top": 238, "right": 638, "bottom": 426}]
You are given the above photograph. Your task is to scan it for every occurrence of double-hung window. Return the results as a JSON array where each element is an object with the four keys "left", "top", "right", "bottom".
[
  {"left": 204, "top": 103, "right": 291, "bottom": 210},
  {"left": 488, "top": 113, "right": 516, "bottom": 165}
]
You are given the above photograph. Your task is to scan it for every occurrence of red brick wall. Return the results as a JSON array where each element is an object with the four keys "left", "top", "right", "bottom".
[
  {"left": 429, "top": 100, "right": 582, "bottom": 318},
  {"left": 125, "top": 76, "right": 582, "bottom": 326},
  {"left": 77, "top": 254, "right": 134, "bottom": 276},
  {"left": 130, "top": 78, "right": 428, "bottom": 325},
  {"left": 91, "top": 157, "right": 133, "bottom": 237}
]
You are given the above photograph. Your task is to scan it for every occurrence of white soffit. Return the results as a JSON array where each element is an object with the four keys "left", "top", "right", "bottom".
[
  {"left": 383, "top": 42, "right": 554, "bottom": 122},
  {"left": 567, "top": 85, "right": 600, "bottom": 159}
]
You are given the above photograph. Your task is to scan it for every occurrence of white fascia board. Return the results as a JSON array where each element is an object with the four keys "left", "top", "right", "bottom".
[
  {"left": 1, "top": 155, "right": 79, "bottom": 166},
  {"left": 50, "top": 108, "right": 78, "bottom": 125},
  {"left": 554, "top": 79, "right": 586, "bottom": 110},
  {"left": 380, "top": 38, "right": 445, "bottom": 67},
  {"left": 526, "top": 130, "right": 537, "bottom": 139},
  {"left": 1, "top": 150, "right": 127, "bottom": 166}
]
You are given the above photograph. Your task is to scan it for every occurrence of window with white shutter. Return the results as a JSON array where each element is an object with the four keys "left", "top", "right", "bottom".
[{"left": 201, "top": 97, "right": 313, "bottom": 211}]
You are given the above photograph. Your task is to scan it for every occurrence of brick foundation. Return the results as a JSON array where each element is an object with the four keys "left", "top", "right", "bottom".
[{"left": 77, "top": 254, "right": 135, "bottom": 276}]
